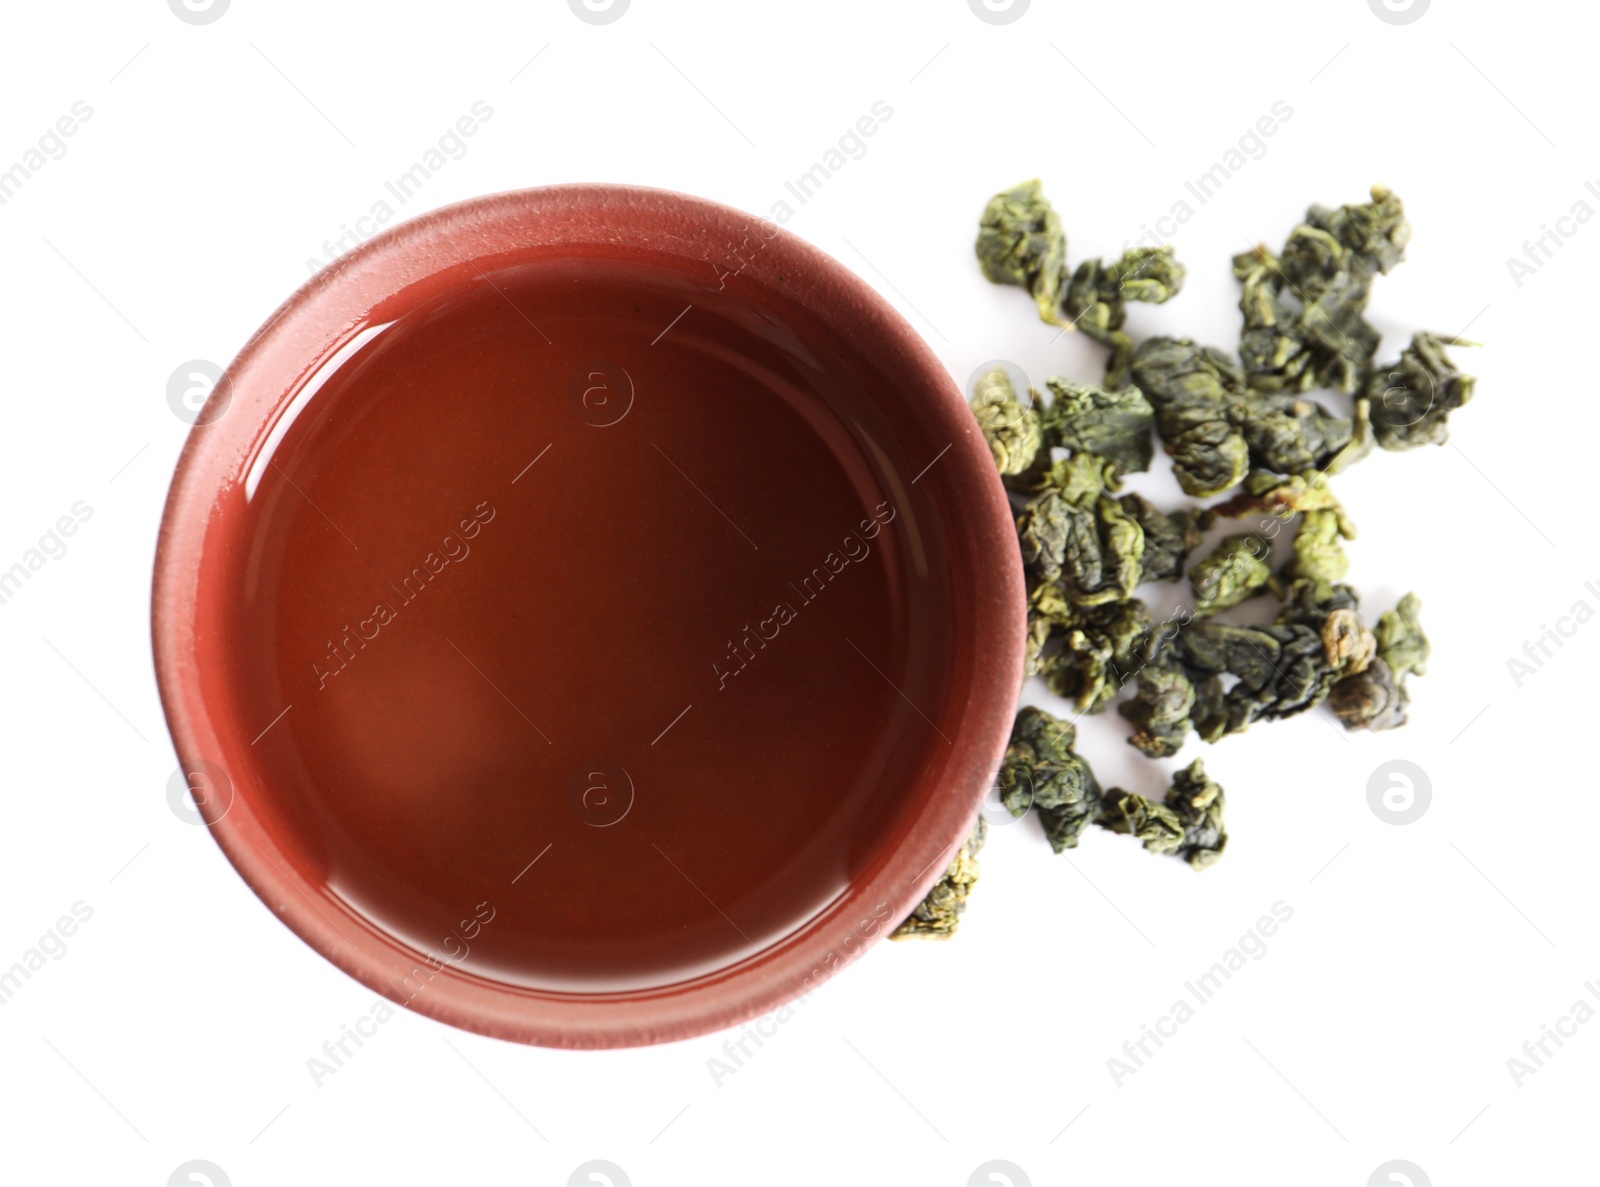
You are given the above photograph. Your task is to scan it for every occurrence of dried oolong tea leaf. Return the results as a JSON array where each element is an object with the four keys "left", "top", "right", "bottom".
[
  {"left": 1064, "top": 247, "right": 1187, "bottom": 390},
  {"left": 1100, "top": 760, "right": 1229, "bottom": 869},
  {"left": 970, "top": 366, "right": 1043, "bottom": 475},
  {"left": 974, "top": 182, "right": 1186, "bottom": 388},
  {"left": 992, "top": 703, "right": 1230, "bottom": 872},
  {"left": 1306, "top": 184, "right": 1411, "bottom": 278},
  {"left": 1039, "top": 597, "right": 1151, "bottom": 714},
  {"left": 1207, "top": 468, "right": 1344, "bottom": 521},
  {"left": 1300, "top": 278, "right": 1381, "bottom": 396},
  {"left": 1318, "top": 605, "right": 1377, "bottom": 675},
  {"left": 1042, "top": 449, "right": 1121, "bottom": 509},
  {"left": 1233, "top": 186, "right": 1411, "bottom": 396},
  {"left": 1331, "top": 591, "right": 1429, "bottom": 731},
  {"left": 1130, "top": 337, "right": 1251, "bottom": 498},
  {"left": 1377, "top": 591, "right": 1430, "bottom": 683},
  {"left": 1230, "top": 391, "right": 1367, "bottom": 476},
  {"left": 1105, "top": 246, "right": 1187, "bottom": 306},
  {"left": 1329, "top": 655, "right": 1403, "bottom": 732},
  {"left": 1121, "top": 605, "right": 1366, "bottom": 750},
  {"left": 1208, "top": 471, "right": 1357, "bottom": 601},
  {"left": 1233, "top": 245, "right": 1316, "bottom": 394},
  {"left": 1277, "top": 225, "right": 1348, "bottom": 298},
  {"left": 1188, "top": 534, "right": 1275, "bottom": 617},
  {"left": 1285, "top": 505, "right": 1353, "bottom": 600},
  {"left": 1118, "top": 494, "right": 1203, "bottom": 583},
  {"left": 1323, "top": 396, "right": 1375, "bottom": 475},
  {"left": 1281, "top": 583, "right": 1378, "bottom": 673},
  {"left": 1015, "top": 486, "right": 1076, "bottom": 584},
  {"left": 976, "top": 179, "right": 1068, "bottom": 324},
  {"left": 1098, "top": 789, "right": 1186, "bottom": 856},
  {"left": 1154, "top": 590, "right": 1378, "bottom": 747},
  {"left": 1367, "top": 333, "right": 1477, "bottom": 451},
  {"left": 1272, "top": 579, "right": 1359, "bottom": 634},
  {"left": 1179, "top": 621, "right": 1335, "bottom": 742},
  {"left": 1119, "top": 653, "right": 1197, "bottom": 758},
  {"left": 955, "top": 179, "right": 1472, "bottom": 894},
  {"left": 1024, "top": 611, "right": 1054, "bottom": 680},
  {"left": 892, "top": 818, "right": 987, "bottom": 941},
  {"left": 997, "top": 706, "right": 1104, "bottom": 853},
  {"left": 999, "top": 440, "right": 1059, "bottom": 497},
  {"left": 1062, "top": 494, "right": 1143, "bottom": 606},
  {"left": 1040, "top": 378, "right": 1155, "bottom": 473},
  {"left": 1164, "top": 759, "right": 1228, "bottom": 869},
  {"left": 1016, "top": 455, "right": 1143, "bottom": 604}
]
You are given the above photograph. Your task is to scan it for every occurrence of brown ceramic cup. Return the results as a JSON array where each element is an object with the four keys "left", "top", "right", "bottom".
[{"left": 151, "top": 184, "right": 1024, "bottom": 1048}]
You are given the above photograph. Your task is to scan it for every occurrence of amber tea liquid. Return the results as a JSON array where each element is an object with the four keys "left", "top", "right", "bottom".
[{"left": 227, "top": 252, "right": 956, "bottom": 992}]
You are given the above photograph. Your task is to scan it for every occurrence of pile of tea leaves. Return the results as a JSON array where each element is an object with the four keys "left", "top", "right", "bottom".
[{"left": 894, "top": 181, "right": 1469, "bottom": 940}]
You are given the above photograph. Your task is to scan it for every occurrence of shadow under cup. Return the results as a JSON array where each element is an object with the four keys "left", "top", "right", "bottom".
[{"left": 153, "top": 186, "right": 1024, "bottom": 1047}]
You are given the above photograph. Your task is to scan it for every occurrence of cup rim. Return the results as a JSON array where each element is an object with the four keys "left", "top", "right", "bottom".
[{"left": 150, "top": 183, "right": 1025, "bottom": 1048}]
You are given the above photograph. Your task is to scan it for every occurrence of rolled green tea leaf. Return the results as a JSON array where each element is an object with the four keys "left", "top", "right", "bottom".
[
  {"left": 974, "top": 181, "right": 1186, "bottom": 389},
  {"left": 1118, "top": 494, "right": 1203, "bottom": 583},
  {"left": 1128, "top": 586, "right": 1378, "bottom": 750},
  {"left": 1099, "top": 789, "right": 1186, "bottom": 855},
  {"left": 1041, "top": 377, "right": 1155, "bottom": 474},
  {"left": 1064, "top": 246, "right": 1187, "bottom": 390},
  {"left": 1039, "top": 597, "right": 1151, "bottom": 714},
  {"left": 1329, "top": 655, "right": 1404, "bottom": 732},
  {"left": 953, "top": 179, "right": 1471, "bottom": 894},
  {"left": 1208, "top": 471, "right": 1356, "bottom": 602},
  {"left": 1377, "top": 591, "right": 1429, "bottom": 682},
  {"left": 970, "top": 365, "right": 1043, "bottom": 475},
  {"left": 892, "top": 818, "right": 987, "bottom": 940},
  {"left": 1016, "top": 455, "right": 1143, "bottom": 605},
  {"left": 1119, "top": 654, "right": 1198, "bottom": 759},
  {"left": 1188, "top": 534, "right": 1274, "bottom": 617},
  {"left": 1233, "top": 186, "right": 1411, "bottom": 396},
  {"left": 1305, "top": 184, "right": 1410, "bottom": 279},
  {"left": 976, "top": 179, "right": 1068, "bottom": 324},
  {"left": 1130, "top": 337, "right": 1251, "bottom": 498},
  {"left": 1230, "top": 391, "right": 1364, "bottom": 475},
  {"left": 997, "top": 707, "right": 1104, "bottom": 853},
  {"left": 1024, "top": 611, "right": 1054, "bottom": 680},
  {"left": 1368, "top": 333, "right": 1476, "bottom": 451},
  {"left": 1098, "top": 759, "right": 1228, "bottom": 869},
  {"left": 1165, "top": 759, "right": 1228, "bottom": 869},
  {"left": 1332, "top": 592, "right": 1429, "bottom": 731},
  {"left": 1285, "top": 507, "right": 1352, "bottom": 600}
]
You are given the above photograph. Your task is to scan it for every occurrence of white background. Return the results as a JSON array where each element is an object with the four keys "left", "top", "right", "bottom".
[{"left": 0, "top": 1, "right": 1590, "bottom": 1184}]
